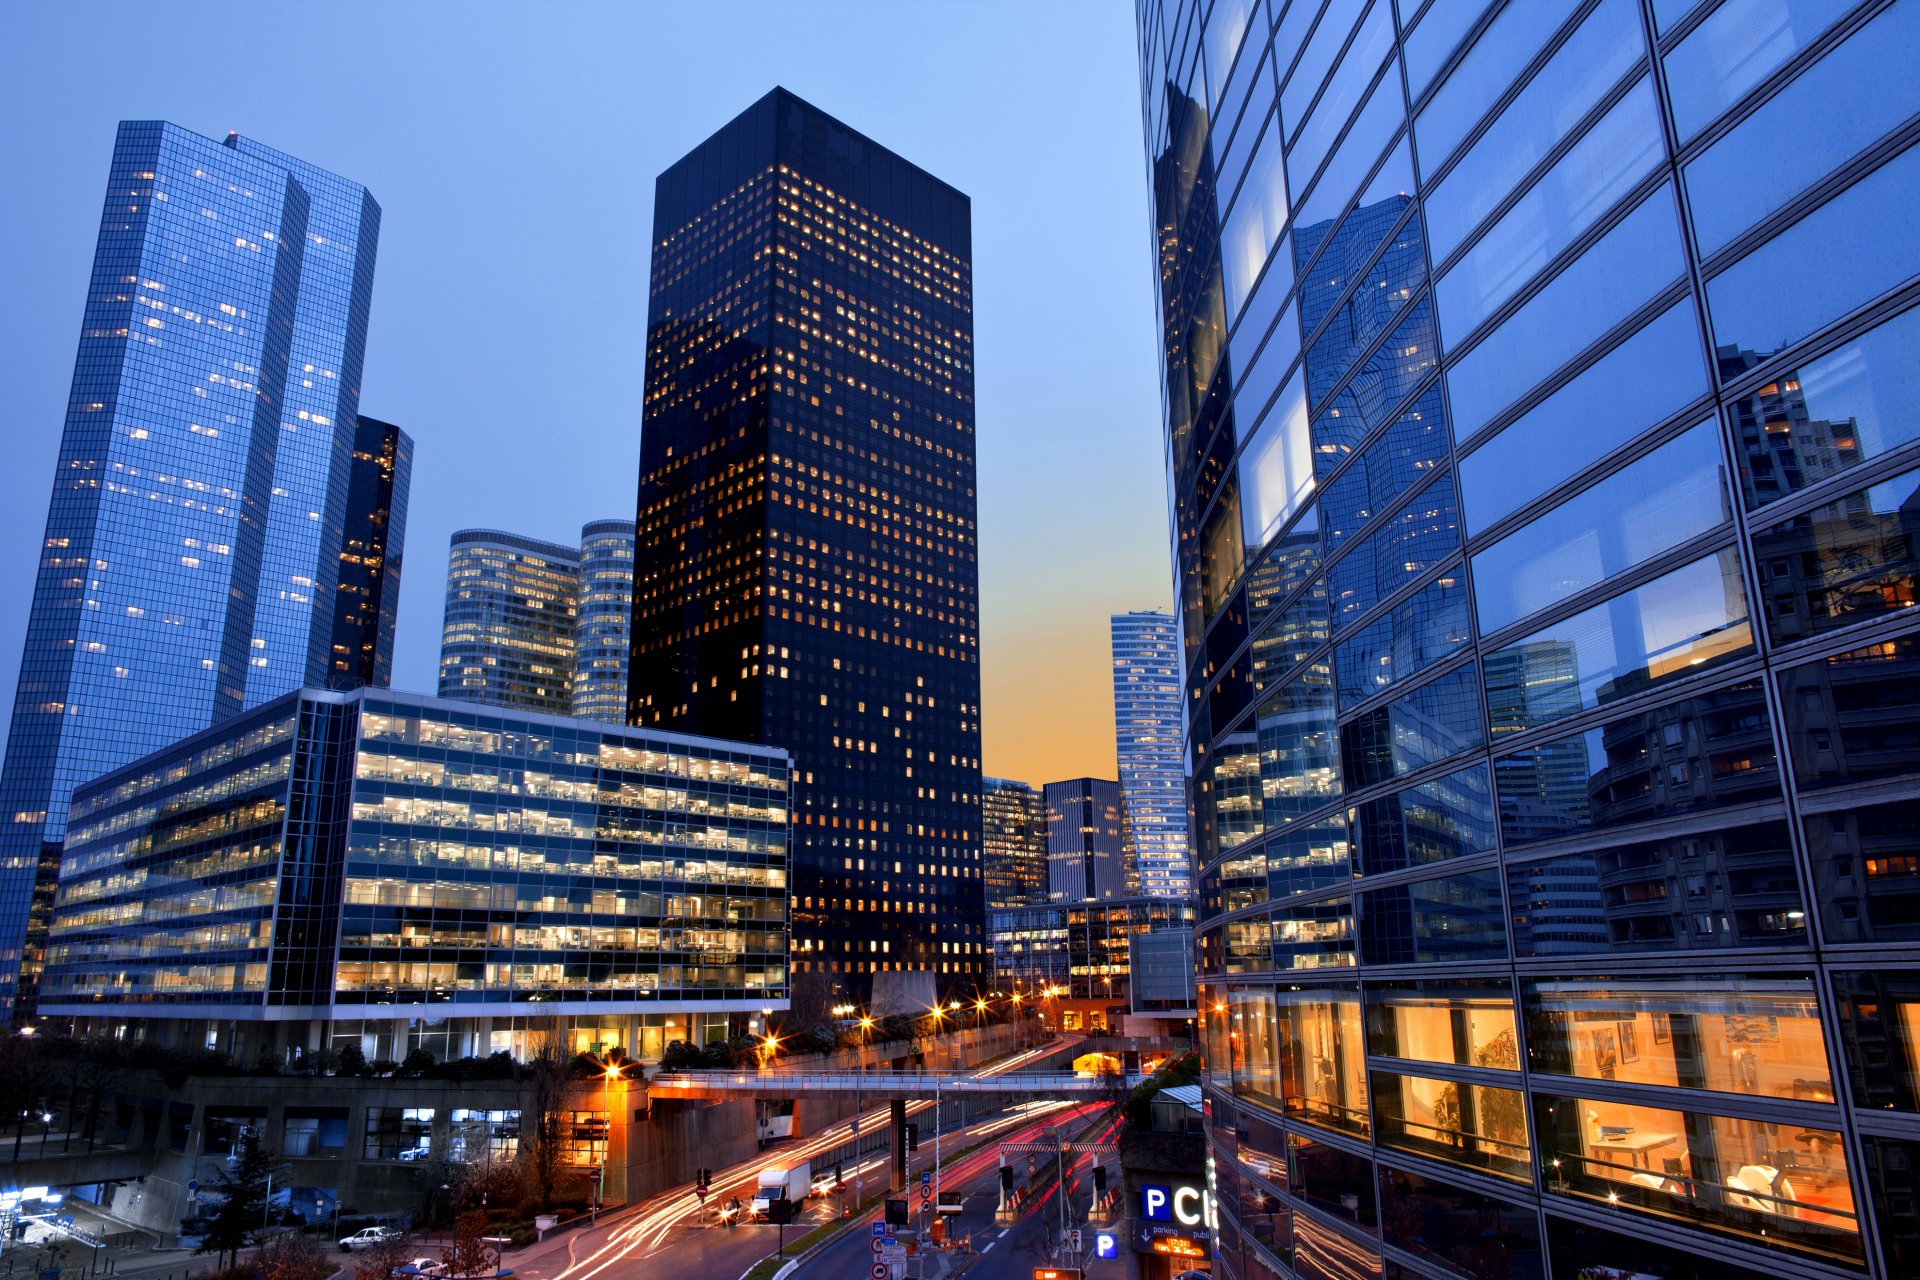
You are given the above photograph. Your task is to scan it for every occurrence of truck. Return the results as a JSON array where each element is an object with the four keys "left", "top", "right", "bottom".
[{"left": 749, "top": 1158, "right": 811, "bottom": 1221}]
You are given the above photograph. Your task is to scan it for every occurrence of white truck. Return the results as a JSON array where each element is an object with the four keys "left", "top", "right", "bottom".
[{"left": 749, "top": 1158, "right": 811, "bottom": 1221}]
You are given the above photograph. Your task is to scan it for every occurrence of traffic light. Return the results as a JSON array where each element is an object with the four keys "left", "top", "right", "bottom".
[
  {"left": 835, "top": 1162, "right": 844, "bottom": 1185},
  {"left": 906, "top": 1122, "right": 919, "bottom": 1152},
  {"left": 1092, "top": 1166, "right": 1107, "bottom": 1197},
  {"left": 999, "top": 1166, "right": 1014, "bottom": 1194}
]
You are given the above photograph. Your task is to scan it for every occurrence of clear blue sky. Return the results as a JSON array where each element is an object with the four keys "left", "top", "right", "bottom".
[{"left": 0, "top": 1, "right": 1170, "bottom": 785}]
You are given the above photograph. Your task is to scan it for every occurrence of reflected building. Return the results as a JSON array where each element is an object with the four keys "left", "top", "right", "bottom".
[
  {"left": 1137, "top": 0, "right": 1920, "bottom": 1275},
  {"left": 0, "top": 123, "right": 385, "bottom": 1023},
  {"left": 436, "top": 529, "right": 580, "bottom": 716},
  {"left": 627, "top": 88, "right": 983, "bottom": 998}
]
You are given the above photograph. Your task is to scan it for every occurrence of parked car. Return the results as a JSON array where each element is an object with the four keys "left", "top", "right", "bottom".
[
  {"left": 339, "top": 1226, "right": 404, "bottom": 1251},
  {"left": 396, "top": 1144, "right": 433, "bottom": 1162},
  {"left": 394, "top": 1258, "right": 444, "bottom": 1277}
]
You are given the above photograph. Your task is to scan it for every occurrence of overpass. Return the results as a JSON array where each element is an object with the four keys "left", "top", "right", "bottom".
[{"left": 645, "top": 1068, "right": 1142, "bottom": 1100}]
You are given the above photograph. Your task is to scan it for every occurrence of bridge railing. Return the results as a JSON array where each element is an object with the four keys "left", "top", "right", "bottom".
[{"left": 646, "top": 1069, "right": 1142, "bottom": 1095}]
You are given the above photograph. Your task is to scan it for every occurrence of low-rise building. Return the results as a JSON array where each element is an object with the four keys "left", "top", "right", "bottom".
[
  {"left": 39, "top": 686, "right": 790, "bottom": 1066},
  {"left": 989, "top": 897, "right": 1195, "bottom": 1034}
]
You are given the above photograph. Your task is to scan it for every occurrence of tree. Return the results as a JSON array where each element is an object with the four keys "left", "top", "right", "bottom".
[
  {"left": 522, "top": 1030, "right": 579, "bottom": 1207},
  {"left": 196, "top": 1134, "right": 278, "bottom": 1269},
  {"left": 352, "top": 1231, "right": 413, "bottom": 1280},
  {"left": 257, "top": 1232, "right": 331, "bottom": 1280},
  {"left": 441, "top": 1210, "right": 494, "bottom": 1278}
]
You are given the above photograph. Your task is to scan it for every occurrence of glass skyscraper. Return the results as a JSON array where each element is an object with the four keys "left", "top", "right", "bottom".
[
  {"left": 436, "top": 529, "right": 580, "bottom": 716},
  {"left": 983, "top": 776, "right": 1049, "bottom": 909},
  {"left": 328, "top": 416, "right": 412, "bottom": 690},
  {"left": 1113, "top": 609, "right": 1195, "bottom": 897},
  {"left": 571, "top": 518, "right": 636, "bottom": 723},
  {"left": 1047, "top": 777, "right": 1131, "bottom": 902},
  {"left": 630, "top": 87, "right": 984, "bottom": 997},
  {"left": 1136, "top": 1, "right": 1920, "bottom": 1276},
  {"left": 0, "top": 122, "right": 384, "bottom": 1022}
]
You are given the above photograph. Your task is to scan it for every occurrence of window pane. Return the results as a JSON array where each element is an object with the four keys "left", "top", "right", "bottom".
[
  {"left": 1204, "top": 481, "right": 1247, "bottom": 617},
  {"left": 1400, "top": 0, "right": 1493, "bottom": 100},
  {"left": 1360, "top": 867, "right": 1508, "bottom": 963},
  {"left": 1831, "top": 970, "right": 1920, "bottom": 1111},
  {"left": 1687, "top": 2, "right": 1920, "bottom": 257},
  {"left": 1329, "top": 474, "right": 1462, "bottom": 629},
  {"left": 1373, "top": 1068, "right": 1531, "bottom": 1178},
  {"left": 1546, "top": 1215, "right": 1776, "bottom": 1280},
  {"left": 1484, "top": 552, "right": 1753, "bottom": 735},
  {"left": 1707, "top": 141, "right": 1920, "bottom": 365},
  {"left": 1252, "top": 574, "right": 1330, "bottom": 695},
  {"left": 1275, "top": 987, "right": 1372, "bottom": 1135},
  {"left": 1803, "top": 799, "right": 1920, "bottom": 943},
  {"left": 1524, "top": 975, "right": 1831, "bottom": 1100},
  {"left": 1264, "top": 813, "right": 1352, "bottom": 898},
  {"left": 1235, "top": 292, "right": 1302, "bottom": 422},
  {"left": 1311, "top": 277, "right": 1438, "bottom": 435},
  {"left": 1366, "top": 977, "right": 1517, "bottom": 1065},
  {"left": 1350, "top": 762, "right": 1496, "bottom": 874},
  {"left": 1314, "top": 373, "right": 1446, "bottom": 492},
  {"left": 1448, "top": 186, "right": 1686, "bottom": 441},
  {"left": 1423, "top": 0, "right": 1646, "bottom": 260},
  {"left": 1290, "top": 1131, "right": 1380, "bottom": 1227},
  {"left": 1535, "top": 1091, "right": 1863, "bottom": 1265},
  {"left": 1379, "top": 1165, "right": 1543, "bottom": 1279},
  {"left": 1459, "top": 303, "right": 1705, "bottom": 534},
  {"left": 1508, "top": 821, "right": 1807, "bottom": 954},
  {"left": 1471, "top": 423, "right": 1733, "bottom": 635},
  {"left": 1239, "top": 368, "right": 1315, "bottom": 550},
  {"left": 1218, "top": 54, "right": 1277, "bottom": 213},
  {"left": 1334, "top": 569, "right": 1471, "bottom": 708},
  {"left": 1415, "top": 0, "right": 1580, "bottom": 172},
  {"left": 1753, "top": 463, "right": 1920, "bottom": 644},
  {"left": 1204, "top": 0, "right": 1260, "bottom": 108},
  {"left": 1206, "top": 726, "right": 1264, "bottom": 856},
  {"left": 1494, "top": 680, "right": 1783, "bottom": 850},
  {"left": 1274, "top": 895, "right": 1358, "bottom": 969},
  {"left": 1293, "top": 93, "right": 1411, "bottom": 257},
  {"left": 1778, "top": 634, "right": 1920, "bottom": 793},
  {"left": 1727, "top": 302, "right": 1920, "bottom": 508},
  {"left": 1281, "top": 0, "right": 1369, "bottom": 145},
  {"left": 1223, "top": 114, "right": 1291, "bottom": 322},
  {"left": 1257, "top": 660, "right": 1342, "bottom": 825},
  {"left": 1340, "top": 663, "right": 1485, "bottom": 788},
  {"left": 1663, "top": 0, "right": 1860, "bottom": 141},
  {"left": 1437, "top": 79, "right": 1664, "bottom": 343},
  {"left": 1287, "top": 0, "right": 1396, "bottom": 198}
]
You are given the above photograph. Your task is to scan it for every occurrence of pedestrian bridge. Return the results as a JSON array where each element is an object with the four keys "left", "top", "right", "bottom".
[{"left": 645, "top": 1069, "right": 1142, "bottom": 1100}]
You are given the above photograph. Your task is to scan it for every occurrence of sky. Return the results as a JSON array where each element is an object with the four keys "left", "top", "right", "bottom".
[{"left": 0, "top": 1, "right": 1171, "bottom": 788}]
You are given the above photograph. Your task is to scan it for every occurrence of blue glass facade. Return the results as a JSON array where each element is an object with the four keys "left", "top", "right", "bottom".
[
  {"left": 436, "top": 529, "right": 581, "bottom": 716},
  {"left": 571, "top": 519, "right": 636, "bottom": 723},
  {"left": 37, "top": 686, "right": 789, "bottom": 1065},
  {"left": 1137, "top": 0, "right": 1920, "bottom": 1275},
  {"left": 328, "top": 415, "right": 411, "bottom": 690},
  {"left": 0, "top": 123, "right": 384, "bottom": 1022},
  {"left": 1114, "top": 610, "right": 1197, "bottom": 897}
]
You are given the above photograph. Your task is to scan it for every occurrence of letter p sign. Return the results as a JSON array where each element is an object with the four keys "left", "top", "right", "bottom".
[{"left": 1142, "top": 1185, "right": 1172, "bottom": 1220}]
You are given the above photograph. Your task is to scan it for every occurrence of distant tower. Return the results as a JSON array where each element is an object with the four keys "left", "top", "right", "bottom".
[
  {"left": 1111, "top": 611, "right": 1192, "bottom": 897},
  {"left": 629, "top": 88, "right": 983, "bottom": 998},
  {"left": 571, "top": 519, "right": 636, "bottom": 723},
  {"left": 436, "top": 530, "right": 580, "bottom": 716},
  {"left": 982, "top": 778, "right": 1048, "bottom": 909},
  {"left": 1045, "top": 778, "right": 1127, "bottom": 902},
  {"left": 0, "top": 122, "right": 381, "bottom": 1022},
  {"left": 328, "top": 416, "right": 412, "bottom": 689}
]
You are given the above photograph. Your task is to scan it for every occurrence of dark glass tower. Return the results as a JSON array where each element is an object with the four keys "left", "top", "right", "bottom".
[
  {"left": 630, "top": 87, "right": 983, "bottom": 998},
  {"left": 1137, "top": 0, "right": 1920, "bottom": 1277},
  {"left": 328, "top": 415, "right": 411, "bottom": 689},
  {"left": 0, "top": 122, "right": 379, "bottom": 1022}
]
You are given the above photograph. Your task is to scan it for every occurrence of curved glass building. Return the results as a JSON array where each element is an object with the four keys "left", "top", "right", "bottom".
[
  {"left": 1135, "top": 1, "right": 1920, "bottom": 1276},
  {"left": 436, "top": 529, "right": 580, "bottom": 716},
  {"left": 572, "top": 518, "right": 636, "bottom": 723}
]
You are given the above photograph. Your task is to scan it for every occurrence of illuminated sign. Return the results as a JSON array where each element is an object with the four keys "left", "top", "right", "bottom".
[
  {"left": 1151, "top": 1237, "right": 1208, "bottom": 1258},
  {"left": 1140, "top": 1182, "right": 1218, "bottom": 1228},
  {"left": 1093, "top": 1232, "right": 1118, "bottom": 1259}
]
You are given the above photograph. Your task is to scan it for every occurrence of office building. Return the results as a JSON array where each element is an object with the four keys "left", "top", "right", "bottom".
[
  {"left": 982, "top": 776, "right": 1048, "bottom": 908},
  {"left": 1137, "top": 0, "right": 1920, "bottom": 1275},
  {"left": 436, "top": 529, "right": 580, "bottom": 716},
  {"left": 571, "top": 519, "right": 636, "bottom": 723},
  {"left": 38, "top": 686, "right": 790, "bottom": 1066},
  {"left": 1046, "top": 777, "right": 1129, "bottom": 902},
  {"left": 987, "top": 897, "right": 1196, "bottom": 1033},
  {"left": 1112, "top": 610, "right": 1194, "bottom": 898},
  {"left": 629, "top": 87, "right": 984, "bottom": 996},
  {"left": 0, "top": 123, "right": 383, "bottom": 1022},
  {"left": 328, "top": 417, "right": 412, "bottom": 690}
]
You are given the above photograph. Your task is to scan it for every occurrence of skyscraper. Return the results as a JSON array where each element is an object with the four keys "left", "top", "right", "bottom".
[
  {"left": 1045, "top": 777, "right": 1127, "bottom": 903},
  {"left": 436, "top": 529, "right": 580, "bottom": 716},
  {"left": 1111, "top": 609, "right": 1192, "bottom": 897},
  {"left": 0, "top": 122, "right": 381, "bottom": 1021},
  {"left": 1138, "top": 0, "right": 1920, "bottom": 1275},
  {"left": 571, "top": 519, "right": 636, "bottom": 723},
  {"left": 982, "top": 776, "right": 1048, "bottom": 909},
  {"left": 328, "top": 416, "right": 412, "bottom": 690},
  {"left": 630, "top": 87, "right": 983, "bottom": 998}
]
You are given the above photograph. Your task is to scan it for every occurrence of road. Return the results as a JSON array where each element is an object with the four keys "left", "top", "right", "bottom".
[{"left": 517, "top": 1038, "right": 1080, "bottom": 1280}]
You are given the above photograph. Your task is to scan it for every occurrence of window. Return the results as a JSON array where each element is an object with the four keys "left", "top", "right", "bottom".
[
  {"left": 363, "top": 1107, "right": 434, "bottom": 1161},
  {"left": 1662, "top": 0, "right": 1861, "bottom": 141},
  {"left": 1753, "top": 463, "right": 1920, "bottom": 644},
  {"left": 1374, "top": 1069, "right": 1530, "bottom": 1178},
  {"left": 1349, "top": 763, "right": 1495, "bottom": 874}
]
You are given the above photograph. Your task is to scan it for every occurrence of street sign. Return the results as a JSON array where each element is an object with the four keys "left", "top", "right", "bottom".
[
  {"left": 871, "top": 1222, "right": 887, "bottom": 1238},
  {"left": 871, "top": 1238, "right": 884, "bottom": 1255},
  {"left": 1093, "top": 1232, "right": 1118, "bottom": 1259},
  {"left": 920, "top": 1170, "right": 932, "bottom": 1187},
  {"left": 882, "top": 1237, "right": 898, "bottom": 1250},
  {"left": 1030, "top": 1270, "right": 1082, "bottom": 1280},
  {"left": 870, "top": 1264, "right": 888, "bottom": 1280},
  {"left": 885, "top": 1199, "right": 909, "bottom": 1226},
  {"left": 186, "top": 1180, "right": 199, "bottom": 1192},
  {"left": 1066, "top": 1228, "right": 1081, "bottom": 1251}
]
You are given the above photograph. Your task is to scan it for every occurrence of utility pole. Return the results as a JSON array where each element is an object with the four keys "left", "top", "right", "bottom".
[{"left": 1055, "top": 1128, "right": 1068, "bottom": 1258}]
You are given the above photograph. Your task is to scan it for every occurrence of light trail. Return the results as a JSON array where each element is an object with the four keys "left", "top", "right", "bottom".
[{"left": 548, "top": 1037, "right": 1081, "bottom": 1280}]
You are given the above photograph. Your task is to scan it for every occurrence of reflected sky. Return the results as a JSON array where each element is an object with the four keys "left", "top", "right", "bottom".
[{"left": 0, "top": 1, "right": 1167, "bottom": 787}]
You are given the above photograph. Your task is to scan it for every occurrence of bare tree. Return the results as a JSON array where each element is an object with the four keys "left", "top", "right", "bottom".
[
  {"left": 258, "top": 1232, "right": 332, "bottom": 1280},
  {"left": 522, "top": 1030, "right": 580, "bottom": 1208},
  {"left": 441, "top": 1210, "right": 494, "bottom": 1279},
  {"left": 351, "top": 1231, "right": 413, "bottom": 1280}
]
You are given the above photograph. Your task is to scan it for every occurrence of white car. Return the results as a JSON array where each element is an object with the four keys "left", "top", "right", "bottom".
[
  {"left": 394, "top": 1258, "right": 444, "bottom": 1277},
  {"left": 396, "top": 1144, "right": 433, "bottom": 1162},
  {"left": 339, "top": 1226, "right": 403, "bottom": 1251}
]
